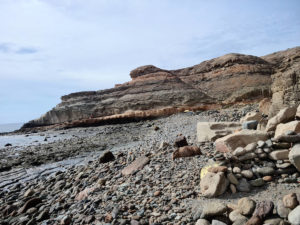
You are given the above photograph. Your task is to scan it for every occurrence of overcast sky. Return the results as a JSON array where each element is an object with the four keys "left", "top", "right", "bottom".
[{"left": 0, "top": 0, "right": 299, "bottom": 123}]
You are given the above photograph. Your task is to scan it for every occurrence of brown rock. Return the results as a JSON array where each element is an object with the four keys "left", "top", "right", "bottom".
[
  {"left": 215, "top": 130, "right": 269, "bottom": 153},
  {"left": 237, "top": 197, "right": 256, "bottom": 216},
  {"left": 283, "top": 193, "right": 299, "bottom": 209},
  {"left": 208, "top": 166, "right": 228, "bottom": 173},
  {"left": 172, "top": 146, "right": 201, "bottom": 160},
  {"left": 263, "top": 176, "right": 272, "bottom": 182},
  {"left": 268, "top": 149, "right": 290, "bottom": 160},
  {"left": 121, "top": 156, "right": 150, "bottom": 176},
  {"left": 240, "top": 111, "right": 262, "bottom": 123}
]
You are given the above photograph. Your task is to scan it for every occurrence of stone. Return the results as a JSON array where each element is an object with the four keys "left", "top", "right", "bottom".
[
  {"left": 233, "top": 167, "right": 241, "bottom": 174},
  {"left": 230, "top": 184, "right": 237, "bottom": 194},
  {"left": 275, "top": 121, "right": 300, "bottom": 138},
  {"left": 257, "top": 167, "right": 275, "bottom": 176},
  {"left": 276, "top": 134, "right": 300, "bottom": 144},
  {"left": 253, "top": 200, "right": 274, "bottom": 219},
  {"left": 239, "top": 153, "right": 257, "bottom": 161},
  {"left": 257, "top": 140, "right": 265, "bottom": 147},
  {"left": 250, "top": 178, "right": 265, "bottom": 187},
  {"left": 174, "top": 135, "right": 188, "bottom": 147},
  {"left": 288, "top": 205, "right": 300, "bottom": 224},
  {"left": 200, "top": 172, "right": 229, "bottom": 198},
  {"left": 172, "top": 146, "right": 201, "bottom": 160},
  {"left": 241, "top": 111, "right": 262, "bottom": 123},
  {"left": 54, "top": 180, "right": 66, "bottom": 190},
  {"left": 24, "top": 189, "right": 35, "bottom": 197},
  {"left": 296, "top": 104, "right": 300, "bottom": 119},
  {"left": 36, "top": 209, "right": 50, "bottom": 222},
  {"left": 201, "top": 202, "right": 227, "bottom": 218},
  {"left": 215, "top": 130, "right": 269, "bottom": 153},
  {"left": 236, "top": 178, "right": 251, "bottom": 192},
  {"left": 245, "top": 216, "right": 262, "bottom": 225},
  {"left": 196, "top": 219, "right": 210, "bottom": 225},
  {"left": 18, "top": 197, "right": 42, "bottom": 214},
  {"left": 212, "top": 220, "right": 227, "bottom": 225},
  {"left": 259, "top": 98, "right": 271, "bottom": 115},
  {"left": 233, "top": 218, "right": 248, "bottom": 225},
  {"left": 75, "top": 187, "right": 95, "bottom": 201},
  {"left": 245, "top": 143, "right": 257, "bottom": 152},
  {"left": 242, "top": 120, "right": 258, "bottom": 130},
  {"left": 283, "top": 193, "right": 299, "bottom": 209},
  {"left": 121, "top": 156, "right": 150, "bottom": 176},
  {"left": 269, "top": 149, "right": 290, "bottom": 160},
  {"left": 227, "top": 173, "right": 239, "bottom": 185},
  {"left": 237, "top": 197, "right": 256, "bottom": 216},
  {"left": 266, "top": 106, "right": 297, "bottom": 132},
  {"left": 208, "top": 166, "right": 227, "bottom": 173},
  {"left": 233, "top": 147, "right": 247, "bottom": 156},
  {"left": 99, "top": 151, "right": 115, "bottom": 163},
  {"left": 229, "top": 210, "right": 248, "bottom": 222},
  {"left": 289, "top": 144, "right": 300, "bottom": 171},
  {"left": 277, "top": 200, "right": 291, "bottom": 219},
  {"left": 61, "top": 215, "right": 72, "bottom": 225},
  {"left": 197, "top": 122, "right": 242, "bottom": 142},
  {"left": 241, "top": 170, "right": 254, "bottom": 179},
  {"left": 264, "top": 218, "right": 285, "bottom": 225}
]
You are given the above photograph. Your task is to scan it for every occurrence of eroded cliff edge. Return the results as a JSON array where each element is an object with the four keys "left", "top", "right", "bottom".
[{"left": 22, "top": 47, "right": 300, "bottom": 130}]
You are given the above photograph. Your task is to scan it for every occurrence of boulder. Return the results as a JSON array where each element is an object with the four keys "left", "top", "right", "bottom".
[
  {"left": 266, "top": 106, "right": 297, "bottom": 132},
  {"left": 240, "top": 111, "right": 262, "bottom": 123},
  {"left": 121, "top": 156, "right": 150, "bottom": 176},
  {"left": 289, "top": 144, "right": 300, "bottom": 171},
  {"left": 200, "top": 172, "right": 229, "bottom": 198},
  {"left": 197, "top": 122, "right": 241, "bottom": 142},
  {"left": 172, "top": 146, "right": 201, "bottom": 160},
  {"left": 215, "top": 130, "right": 269, "bottom": 153},
  {"left": 276, "top": 133, "right": 300, "bottom": 143},
  {"left": 274, "top": 121, "right": 300, "bottom": 138},
  {"left": 288, "top": 205, "right": 300, "bottom": 224}
]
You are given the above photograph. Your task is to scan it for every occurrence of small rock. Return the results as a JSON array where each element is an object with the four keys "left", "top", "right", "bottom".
[
  {"left": 61, "top": 215, "right": 72, "bottom": 225},
  {"left": 201, "top": 202, "right": 227, "bottom": 218},
  {"left": 237, "top": 197, "right": 256, "bottom": 216},
  {"left": 250, "top": 178, "right": 265, "bottom": 187},
  {"left": 276, "top": 199, "right": 291, "bottom": 219},
  {"left": 122, "top": 156, "right": 150, "bottom": 176},
  {"left": 253, "top": 200, "right": 274, "bottom": 219},
  {"left": 200, "top": 172, "right": 229, "bottom": 197},
  {"left": 196, "top": 219, "right": 210, "bottom": 225},
  {"left": 212, "top": 220, "right": 227, "bottom": 225},
  {"left": 229, "top": 184, "right": 237, "bottom": 194},
  {"left": 257, "top": 167, "right": 275, "bottom": 176},
  {"left": 269, "top": 149, "right": 290, "bottom": 160},
  {"left": 245, "top": 216, "right": 262, "bottom": 225},
  {"left": 18, "top": 197, "right": 42, "bottom": 214},
  {"left": 174, "top": 135, "right": 188, "bottom": 148},
  {"left": 99, "top": 150, "right": 115, "bottom": 163},
  {"left": 283, "top": 193, "right": 299, "bottom": 209},
  {"left": 229, "top": 210, "right": 248, "bottom": 222},
  {"left": 227, "top": 173, "right": 239, "bottom": 185},
  {"left": 241, "top": 170, "right": 254, "bottom": 179},
  {"left": 236, "top": 178, "right": 251, "bottom": 192},
  {"left": 289, "top": 144, "right": 300, "bottom": 172},
  {"left": 24, "top": 189, "right": 35, "bottom": 197}
]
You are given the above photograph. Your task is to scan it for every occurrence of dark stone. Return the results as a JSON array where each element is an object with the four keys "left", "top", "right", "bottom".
[
  {"left": 4, "top": 143, "right": 12, "bottom": 147},
  {"left": 18, "top": 197, "right": 42, "bottom": 214},
  {"left": 99, "top": 151, "right": 115, "bottom": 163},
  {"left": 276, "top": 134, "right": 300, "bottom": 143},
  {"left": 174, "top": 135, "right": 188, "bottom": 148}
]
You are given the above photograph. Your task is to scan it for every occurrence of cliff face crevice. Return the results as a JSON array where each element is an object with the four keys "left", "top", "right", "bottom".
[{"left": 22, "top": 47, "right": 300, "bottom": 130}]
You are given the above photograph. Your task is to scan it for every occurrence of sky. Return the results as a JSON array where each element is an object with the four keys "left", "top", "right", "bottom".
[{"left": 0, "top": 0, "right": 300, "bottom": 124}]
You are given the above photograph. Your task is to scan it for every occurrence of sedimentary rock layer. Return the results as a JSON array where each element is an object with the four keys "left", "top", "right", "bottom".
[{"left": 22, "top": 47, "right": 300, "bottom": 130}]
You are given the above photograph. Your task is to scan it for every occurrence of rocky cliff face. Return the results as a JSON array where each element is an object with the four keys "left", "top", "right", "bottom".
[{"left": 22, "top": 47, "right": 300, "bottom": 130}]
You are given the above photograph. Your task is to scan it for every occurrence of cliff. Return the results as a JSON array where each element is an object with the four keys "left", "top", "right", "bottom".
[{"left": 22, "top": 47, "right": 300, "bottom": 130}]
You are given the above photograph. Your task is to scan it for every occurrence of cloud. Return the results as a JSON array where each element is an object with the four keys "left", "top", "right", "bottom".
[{"left": 0, "top": 42, "right": 38, "bottom": 55}]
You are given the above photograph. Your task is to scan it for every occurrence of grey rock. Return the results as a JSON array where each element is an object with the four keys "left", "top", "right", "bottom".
[
  {"left": 288, "top": 205, "right": 300, "bottom": 224},
  {"left": 257, "top": 167, "right": 275, "bottom": 175},
  {"left": 236, "top": 178, "right": 251, "bottom": 192},
  {"left": 201, "top": 202, "right": 227, "bottom": 218},
  {"left": 250, "top": 178, "right": 265, "bottom": 187}
]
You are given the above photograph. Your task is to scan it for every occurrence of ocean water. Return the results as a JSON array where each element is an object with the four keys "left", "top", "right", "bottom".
[{"left": 0, "top": 123, "right": 23, "bottom": 133}]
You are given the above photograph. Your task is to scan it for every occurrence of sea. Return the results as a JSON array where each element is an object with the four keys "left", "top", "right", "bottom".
[{"left": 0, "top": 122, "right": 24, "bottom": 133}]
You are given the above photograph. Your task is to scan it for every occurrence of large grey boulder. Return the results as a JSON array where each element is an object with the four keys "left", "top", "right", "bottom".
[{"left": 266, "top": 106, "right": 297, "bottom": 132}]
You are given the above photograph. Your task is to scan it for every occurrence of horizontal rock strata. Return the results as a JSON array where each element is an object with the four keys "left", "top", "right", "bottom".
[{"left": 22, "top": 47, "right": 300, "bottom": 130}]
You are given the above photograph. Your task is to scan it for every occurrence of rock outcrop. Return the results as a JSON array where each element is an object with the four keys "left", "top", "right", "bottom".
[{"left": 22, "top": 47, "right": 300, "bottom": 130}]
